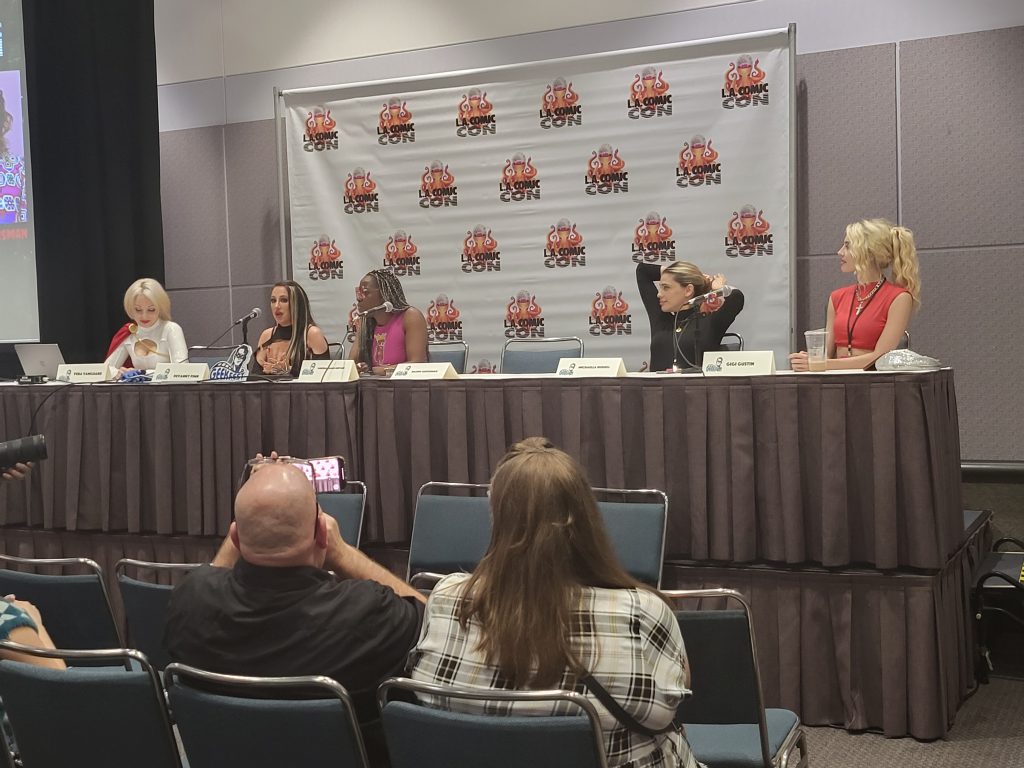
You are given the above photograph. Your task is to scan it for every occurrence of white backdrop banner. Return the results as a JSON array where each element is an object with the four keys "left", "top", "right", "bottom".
[{"left": 283, "top": 28, "right": 793, "bottom": 373}]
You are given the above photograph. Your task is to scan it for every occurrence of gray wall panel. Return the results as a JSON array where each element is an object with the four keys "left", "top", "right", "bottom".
[
  {"left": 160, "top": 127, "right": 230, "bottom": 290},
  {"left": 900, "top": 27, "right": 1024, "bottom": 249},
  {"left": 796, "top": 45, "right": 898, "bottom": 257},
  {"left": 167, "top": 287, "right": 233, "bottom": 353},
  {"left": 911, "top": 247, "right": 1024, "bottom": 460},
  {"left": 228, "top": 284, "right": 276, "bottom": 346},
  {"left": 225, "top": 120, "right": 284, "bottom": 288}
]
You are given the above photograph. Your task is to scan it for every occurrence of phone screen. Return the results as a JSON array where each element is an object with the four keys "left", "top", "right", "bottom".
[{"left": 298, "top": 456, "right": 346, "bottom": 494}]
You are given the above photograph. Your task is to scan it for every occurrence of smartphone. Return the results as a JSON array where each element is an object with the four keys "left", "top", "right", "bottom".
[{"left": 300, "top": 456, "right": 346, "bottom": 494}]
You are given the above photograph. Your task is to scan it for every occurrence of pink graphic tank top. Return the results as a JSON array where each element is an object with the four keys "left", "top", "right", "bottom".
[{"left": 371, "top": 310, "right": 408, "bottom": 367}]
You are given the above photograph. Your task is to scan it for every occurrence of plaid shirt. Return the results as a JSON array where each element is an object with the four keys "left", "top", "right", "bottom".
[{"left": 408, "top": 573, "right": 699, "bottom": 768}]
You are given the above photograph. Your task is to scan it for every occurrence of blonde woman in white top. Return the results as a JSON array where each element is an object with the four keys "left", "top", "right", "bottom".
[{"left": 104, "top": 278, "right": 188, "bottom": 373}]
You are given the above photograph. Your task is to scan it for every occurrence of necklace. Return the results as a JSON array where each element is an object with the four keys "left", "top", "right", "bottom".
[{"left": 845, "top": 276, "right": 886, "bottom": 355}]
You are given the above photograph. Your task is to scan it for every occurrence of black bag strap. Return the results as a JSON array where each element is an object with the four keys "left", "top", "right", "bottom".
[{"left": 579, "top": 674, "right": 681, "bottom": 738}]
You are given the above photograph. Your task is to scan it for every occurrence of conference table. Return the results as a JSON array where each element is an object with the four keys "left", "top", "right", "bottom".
[
  {"left": 0, "top": 368, "right": 974, "bottom": 739},
  {"left": 0, "top": 368, "right": 963, "bottom": 570}
]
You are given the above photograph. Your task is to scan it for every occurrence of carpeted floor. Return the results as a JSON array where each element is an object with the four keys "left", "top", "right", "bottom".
[{"left": 804, "top": 677, "right": 1024, "bottom": 767}]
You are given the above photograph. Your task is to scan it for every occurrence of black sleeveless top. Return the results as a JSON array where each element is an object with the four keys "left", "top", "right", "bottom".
[{"left": 258, "top": 324, "right": 329, "bottom": 376}]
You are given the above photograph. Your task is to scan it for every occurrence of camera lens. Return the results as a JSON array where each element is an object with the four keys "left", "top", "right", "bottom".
[{"left": 0, "top": 435, "right": 48, "bottom": 469}]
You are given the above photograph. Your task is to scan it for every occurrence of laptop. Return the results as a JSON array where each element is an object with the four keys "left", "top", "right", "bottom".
[{"left": 15, "top": 343, "right": 66, "bottom": 380}]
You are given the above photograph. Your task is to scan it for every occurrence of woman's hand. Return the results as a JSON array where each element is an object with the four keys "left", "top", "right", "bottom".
[
  {"left": 707, "top": 273, "right": 727, "bottom": 290},
  {"left": 788, "top": 351, "right": 809, "bottom": 372}
]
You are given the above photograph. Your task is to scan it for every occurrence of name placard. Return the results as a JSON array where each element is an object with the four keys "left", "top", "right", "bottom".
[
  {"left": 556, "top": 358, "right": 627, "bottom": 377},
  {"left": 153, "top": 363, "right": 211, "bottom": 383},
  {"left": 391, "top": 362, "right": 459, "bottom": 380},
  {"left": 56, "top": 364, "right": 112, "bottom": 383},
  {"left": 298, "top": 359, "right": 359, "bottom": 383},
  {"left": 702, "top": 351, "right": 776, "bottom": 377}
]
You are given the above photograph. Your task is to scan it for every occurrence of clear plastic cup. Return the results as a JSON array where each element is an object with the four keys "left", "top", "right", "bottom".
[{"left": 804, "top": 329, "right": 828, "bottom": 372}]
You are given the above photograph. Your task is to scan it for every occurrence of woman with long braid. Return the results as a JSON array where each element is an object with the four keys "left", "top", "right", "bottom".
[
  {"left": 350, "top": 269, "right": 428, "bottom": 375},
  {"left": 254, "top": 281, "right": 330, "bottom": 376}
]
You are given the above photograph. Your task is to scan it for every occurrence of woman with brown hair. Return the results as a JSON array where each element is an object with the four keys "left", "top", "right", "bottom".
[
  {"left": 637, "top": 262, "right": 744, "bottom": 372},
  {"left": 408, "top": 438, "right": 700, "bottom": 768}
]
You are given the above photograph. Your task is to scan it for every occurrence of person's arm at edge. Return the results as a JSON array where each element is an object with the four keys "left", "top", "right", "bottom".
[
  {"left": 635, "top": 262, "right": 663, "bottom": 326},
  {"left": 323, "top": 514, "right": 426, "bottom": 603},
  {"left": 403, "top": 308, "right": 429, "bottom": 363},
  {"left": 1, "top": 462, "right": 31, "bottom": 481},
  {"left": 167, "top": 321, "right": 189, "bottom": 364},
  {"left": 306, "top": 324, "right": 329, "bottom": 356}
]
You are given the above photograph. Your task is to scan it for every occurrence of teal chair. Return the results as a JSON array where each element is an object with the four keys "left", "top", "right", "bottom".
[
  {"left": 500, "top": 337, "right": 583, "bottom": 374},
  {"left": 406, "top": 482, "right": 491, "bottom": 589},
  {"left": 379, "top": 677, "right": 608, "bottom": 768},
  {"left": 665, "top": 588, "right": 808, "bottom": 768},
  {"left": 318, "top": 480, "right": 367, "bottom": 547},
  {"left": 428, "top": 341, "right": 469, "bottom": 374},
  {"left": 165, "top": 663, "right": 370, "bottom": 768},
  {"left": 115, "top": 559, "right": 202, "bottom": 670}
]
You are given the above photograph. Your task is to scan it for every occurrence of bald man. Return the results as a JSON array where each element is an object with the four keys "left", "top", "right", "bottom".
[{"left": 164, "top": 463, "right": 424, "bottom": 726}]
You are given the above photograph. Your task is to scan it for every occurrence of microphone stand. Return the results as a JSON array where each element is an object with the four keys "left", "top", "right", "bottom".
[{"left": 240, "top": 315, "right": 253, "bottom": 347}]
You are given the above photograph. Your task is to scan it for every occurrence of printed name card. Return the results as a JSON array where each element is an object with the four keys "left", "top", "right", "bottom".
[
  {"left": 56, "top": 364, "right": 112, "bottom": 383},
  {"left": 298, "top": 359, "right": 359, "bottom": 383},
  {"left": 153, "top": 363, "right": 211, "bottom": 383},
  {"left": 391, "top": 362, "right": 459, "bottom": 380},
  {"left": 702, "top": 351, "right": 776, "bottom": 377},
  {"left": 556, "top": 358, "right": 627, "bottom": 377}
]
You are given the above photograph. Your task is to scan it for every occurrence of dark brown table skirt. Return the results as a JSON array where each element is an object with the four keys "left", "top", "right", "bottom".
[
  {"left": 662, "top": 510, "right": 991, "bottom": 740},
  {"left": 1, "top": 369, "right": 962, "bottom": 569}
]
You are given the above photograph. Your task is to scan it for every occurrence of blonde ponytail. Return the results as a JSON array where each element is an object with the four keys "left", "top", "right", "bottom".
[
  {"left": 890, "top": 226, "right": 921, "bottom": 306},
  {"left": 846, "top": 218, "right": 922, "bottom": 308}
]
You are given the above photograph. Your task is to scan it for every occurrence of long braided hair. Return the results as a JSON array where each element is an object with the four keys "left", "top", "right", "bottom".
[{"left": 356, "top": 269, "right": 411, "bottom": 364}]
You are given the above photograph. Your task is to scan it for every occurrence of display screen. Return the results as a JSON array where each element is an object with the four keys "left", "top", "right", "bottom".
[{"left": 0, "top": 0, "right": 37, "bottom": 343}]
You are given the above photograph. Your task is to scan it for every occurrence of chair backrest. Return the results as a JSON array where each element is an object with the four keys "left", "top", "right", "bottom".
[
  {"left": 897, "top": 330, "right": 911, "bottom": 350},
  {"left": 328, "top": 341, "right": 346, "bottom": 360},
  {"left": 500, "top": 337, "right": 584, "bottom": 374},
  {"left": 115, "top": 559, "right": 202, "bottom": 671},
  {"left": 593, "top": 488, "right": 668, "bottom": 588},
  {"left": 378, "top": 677, "right": 608, "bottom": 768},
  {"left": 317, "top": 480, "right": 366, "bottom": 548},
  {"left": 664, "top": 588, "right": 772, "bottom": 765},
  {"left": 164, "top": 663, "right": 370, "bottom": 768},
  {"left": 187, "top": 345, "right": 238, "bottom": 366},
  {"left": 720, "top": 332, "right": 744, "bottom": 352},
  {"left": 0, "top": 645, "right": 181, "bottom": 768},
  {"left": 0, "top": 555, "right": 122, "bottom": 652},
  {"left": 407, "top": 482, "right": 491, "bottom": 582},
  {"left": 428, "top": 341, "right": 469, "bottom": 374}
]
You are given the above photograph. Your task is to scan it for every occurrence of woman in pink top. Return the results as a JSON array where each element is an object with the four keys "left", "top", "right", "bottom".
[
  {"left": 790, "top": 218, "right": 921, "bottom": 371},
  {"left": 350, "top": 269, "right": 428, "bottom": 375}
]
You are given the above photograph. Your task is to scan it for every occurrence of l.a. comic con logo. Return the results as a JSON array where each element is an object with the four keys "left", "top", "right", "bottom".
[
  {"left": 499, "top": 153, "right": 540, "bottom": 202},
  {"left": 419, "top": 161, "right": 458, "bottom": 209},
  {"left": 543, "top": 219, "right": 585, "bottom": 269},
  {"left": 724, "top": 205, "right": 773, "bottom": 257},
  {"left": 345, "top": 303, "right": 359, "bottom": 344},
  {"left": 589, "top": 287, "right": 632, "bottom": 337},
  {"left": 677, "top": 135, "right": 722, "bottom": 189},
  {"left": 632, "top": 211, "right": 676, "bottom": 263},
  {"left": 426, "top": 295, "right": 463, "bottom": 342},
  {"left": 585, "top": 145, "right": 628, "bottom": 195},
  {"left": 470, "top": 359, "right": 496, "bottom": 374},
  {"left": 303, "top": 107, "right": 338, "bottom": 152},
  {"left": 308, "top": 235, "right": 343, "bottom": 280},
  {"left": 343, "top": 168, "right": 379, "bottom": 214},
  {"left": 722, "top": 55, "right": 769, "bottom": 109},
  {"left": 461, "top": 224, "right": 501, "bottom": 274},
  {"left": 456, "top": 88, "right": 496, "bottom": 137},
  {"left": 504, "top": 291, "right": 545, "bottom": 339},
  {"left": 384, "top": 230, "right": 421, "bottom": 276},
  {"left": 628, "top": 66, "right": 673, "bottom": 119},
  {"left": 377, "top": 97, "right": 415, "bottom": 145},
  {"left": 539, "top": 77, "right": 582, "bottom": 129}
]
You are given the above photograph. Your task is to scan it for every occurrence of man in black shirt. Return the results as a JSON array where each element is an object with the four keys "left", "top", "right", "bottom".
[{"left": 164, "top": 462, "right": 425, "bottom": 752}]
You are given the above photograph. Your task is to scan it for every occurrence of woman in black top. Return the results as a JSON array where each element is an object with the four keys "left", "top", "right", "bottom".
[
  {"left": 254, "top": 281, "right": 330, "bottom": 376},
  {"left": 636, "top": 262, "right": 744, "bottom": 372}
]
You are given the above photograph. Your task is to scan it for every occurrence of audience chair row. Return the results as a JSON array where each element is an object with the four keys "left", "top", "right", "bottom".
[{"left": 0, "top": 587, "right": 806, "bottom": 768}]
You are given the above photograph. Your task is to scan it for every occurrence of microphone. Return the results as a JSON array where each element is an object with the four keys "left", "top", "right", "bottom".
[
  {"left": 687, "top": 285, "right": 734, "bottom": 306},
  {"left": 205, "top": 307, "right": 264, "bottom": 347},
  {"left": 358, "top": 301, "right": 394, "bottom": 317},
  {"left": 234, "top": 307, "right": 262, "bottom": 325}
]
